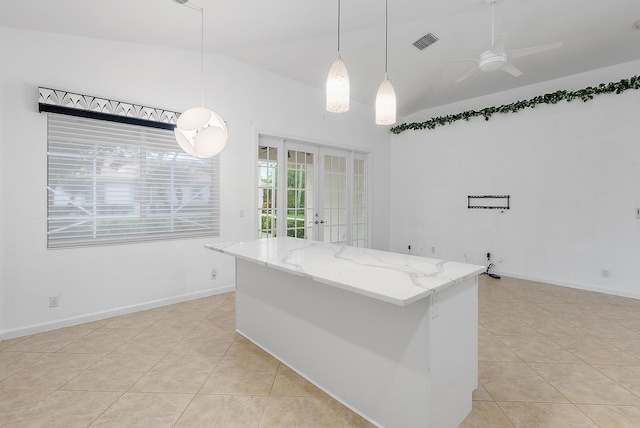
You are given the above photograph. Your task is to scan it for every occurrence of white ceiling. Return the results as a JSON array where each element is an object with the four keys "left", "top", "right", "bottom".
[{"left": 2, "top": 0, "right": 640, "bottom": 118}]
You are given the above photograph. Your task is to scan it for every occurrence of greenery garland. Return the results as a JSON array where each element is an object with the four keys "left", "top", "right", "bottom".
[{"left": 390, "top": 75, "right": 640, "bottom": 135}]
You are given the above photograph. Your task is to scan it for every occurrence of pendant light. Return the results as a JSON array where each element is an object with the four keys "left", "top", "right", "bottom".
[
  {"left": 375, "top": 0, "right": 396, "bottom": 125},
  {"left": 326, "top": 0, "right": 350, "bottom": 113},
  {"left": 173, "top": 0, "right": 228, "bottom": 158}
]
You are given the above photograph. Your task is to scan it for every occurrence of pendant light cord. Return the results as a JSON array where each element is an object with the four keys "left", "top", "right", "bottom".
[
  {"left": 490, "top": 1, "right": 495, "bottom": 47},
  {"left": 384, "top": 0, "right": 389, "bottom": 78},
  {"left": 337, "top": 0, "right": 341, "bottom": 54},
  {"left": 181, "top": 2, "right": 205, "bottom": 107},
  {"left": 201, "top": 7, "right": 204, "bottom": 107}
]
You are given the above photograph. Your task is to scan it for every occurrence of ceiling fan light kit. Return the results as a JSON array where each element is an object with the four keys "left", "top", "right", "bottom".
[{"left": 479, "top": 51, "right": 508, "bottom": 72}]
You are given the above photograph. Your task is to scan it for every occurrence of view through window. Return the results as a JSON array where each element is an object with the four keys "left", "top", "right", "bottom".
[{"left": 47, "top": 113, "right": 220, "bottom": 248}]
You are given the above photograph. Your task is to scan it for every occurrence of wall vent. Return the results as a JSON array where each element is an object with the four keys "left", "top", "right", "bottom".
[{"left": 413, "top": 32, "right": 439, "bottom": 50}]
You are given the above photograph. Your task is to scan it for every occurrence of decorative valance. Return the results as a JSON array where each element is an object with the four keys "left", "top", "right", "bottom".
[{"left": 38, "top": 87, "right": 179, "bottom": 130}]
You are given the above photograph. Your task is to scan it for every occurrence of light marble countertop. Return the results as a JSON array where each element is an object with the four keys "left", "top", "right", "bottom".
[{"left": 206, "top": 237, "right": 484, "bottom": 306}]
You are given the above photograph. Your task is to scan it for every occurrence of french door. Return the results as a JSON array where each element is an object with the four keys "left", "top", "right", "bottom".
[{"left": 257, "top": 136, "right": 367, "bottom": 247}]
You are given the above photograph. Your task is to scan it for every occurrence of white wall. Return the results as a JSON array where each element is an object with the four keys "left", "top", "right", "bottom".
[
  {"left": 0, "top": 27, "right": 391, "bottom": 338},
  {"left": 390, "top": 60, "right": 640, "bottom": 298}
]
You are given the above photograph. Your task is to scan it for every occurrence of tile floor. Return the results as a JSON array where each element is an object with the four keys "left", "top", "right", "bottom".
[
  {"left": 461, "top": 275, "right": 640, "bottom": 427},
  {"left": 0, "top": 275, "right": 639, "bottom": 427}
]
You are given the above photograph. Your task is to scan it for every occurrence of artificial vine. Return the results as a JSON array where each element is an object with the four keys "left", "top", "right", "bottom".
[{"left": 390, "top": 75, "right": 640, "bottom": 135}]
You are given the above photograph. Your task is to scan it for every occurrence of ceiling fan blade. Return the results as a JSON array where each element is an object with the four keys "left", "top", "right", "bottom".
[
  {"left": 492, "top": 33, "right": 508, "bottom": 52},
  {"left": 455, "top": 67, "right": 480, "bottom": 83},
  {"left": 509, "top": 42, "right": 563, "bottom": 59},
  {"left": 502, "top": 62, "right": 523, "bottom": 77}
]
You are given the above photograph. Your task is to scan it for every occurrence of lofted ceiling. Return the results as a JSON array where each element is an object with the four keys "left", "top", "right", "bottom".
[{"left": 2, "top": 0, "right": 640, "bottom": 119}]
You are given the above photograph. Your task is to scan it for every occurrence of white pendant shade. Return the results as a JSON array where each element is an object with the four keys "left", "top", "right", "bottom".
[
  {"left": 326, "top": 55, "right": 350, "bottom": 113},
  {"left": 173, "top": 3, "right": 228, "bottom": 159},
  {"left": 375, "top": 78, "right": 396, "bottom": 125},
  {"left": 174, "top": 106, "right": 228, "bottom": 158}
]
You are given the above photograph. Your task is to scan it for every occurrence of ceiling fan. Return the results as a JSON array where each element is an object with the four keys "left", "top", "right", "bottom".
[{"left": 447, "top": 0, "right": 563, "bottom": 83}]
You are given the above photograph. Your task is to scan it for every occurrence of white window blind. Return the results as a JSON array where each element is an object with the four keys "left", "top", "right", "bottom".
[{"left": 47, "top": 113, "right": 220, "bottom": 248}]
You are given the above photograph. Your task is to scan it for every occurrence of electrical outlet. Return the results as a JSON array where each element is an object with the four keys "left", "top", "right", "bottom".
[
  {"left": 636, "top": 208, "right": 640, "bottom": 219},
  {"left": 601, "top": 269, "right": 609, "bottom": 278},
  {"left": 497, "top": 257, "right": 503, "bottom": 263},
  {"left": 210, "top": 268, "right": 217, "bottom": 280},
  {"left": 49, "top": 296, "right": 59, "bottom": 308},
  {"left": 431, "top": 246, "right": 436, "bottom": 253}
]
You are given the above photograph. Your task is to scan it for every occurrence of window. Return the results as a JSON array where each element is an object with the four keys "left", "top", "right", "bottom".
[{"left": 47, "top": 113, "right": 219, "bottom": 248}]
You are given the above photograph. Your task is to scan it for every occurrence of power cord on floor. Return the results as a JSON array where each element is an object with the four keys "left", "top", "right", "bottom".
[{"left": 482, "top": 252, "right": 501, "bottom": 279}]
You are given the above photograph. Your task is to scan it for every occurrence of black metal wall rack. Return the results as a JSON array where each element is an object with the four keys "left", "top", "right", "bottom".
[{"left": 467, "top": 195, "right": 510, "bottom": 210}]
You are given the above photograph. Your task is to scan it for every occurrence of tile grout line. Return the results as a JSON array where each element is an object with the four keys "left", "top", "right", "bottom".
[{"left": 172, "top": 304, "right": 235, "bottom": 427}]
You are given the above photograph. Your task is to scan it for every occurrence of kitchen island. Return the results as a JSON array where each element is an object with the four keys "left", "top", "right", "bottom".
[{"left": 206, "top": 237, "right": 484, "bottom": 428}]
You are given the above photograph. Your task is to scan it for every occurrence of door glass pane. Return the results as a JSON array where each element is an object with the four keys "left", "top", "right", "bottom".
[
  {"left": 258, "top": 146, "right": 278, "bottom": 237},
  {"left": 351, "top": 158, "right": 366, "bottom": 247},
  {"left": 323, "top": 154, "right": 348, "bottom": 244},
  {"left": 286, "top": 149, "right": 314, "bottom": 239},
  {"left": 339, "top": 208, "right": 346, "bottom": 224}
]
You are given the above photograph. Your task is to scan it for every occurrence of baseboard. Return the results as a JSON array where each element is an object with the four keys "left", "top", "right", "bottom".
[
  {"left": 490, "top": 270, "right": 640, "bottom": 301},
  {"left": 0, "top": 284, "right": 236, "bottom": 341}
]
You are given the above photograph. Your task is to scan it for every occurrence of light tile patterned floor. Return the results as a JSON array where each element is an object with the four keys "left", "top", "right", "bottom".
[
  {"left": 461, "top": 275, "right": 640, "bottom": 427},
  {"left": 0, "top": 293, "right": 372, "bottom": 427},
  {"left": 1, "top": 276, "right": 640, "bottom": 427}
]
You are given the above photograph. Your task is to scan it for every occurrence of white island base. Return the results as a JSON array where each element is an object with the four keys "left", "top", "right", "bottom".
[{"left": 207, "top": 238, "right": 482, "bottom": 428}]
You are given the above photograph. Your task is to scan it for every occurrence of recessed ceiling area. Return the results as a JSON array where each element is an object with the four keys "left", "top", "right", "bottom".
[{"left": 2, "top": 0, "right": 639, "bottom": 118}]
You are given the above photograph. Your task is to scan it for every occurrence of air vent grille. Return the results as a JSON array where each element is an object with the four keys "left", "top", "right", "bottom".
[{"left": 413, "top": 32, "right": 439, "bottom": 50}]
